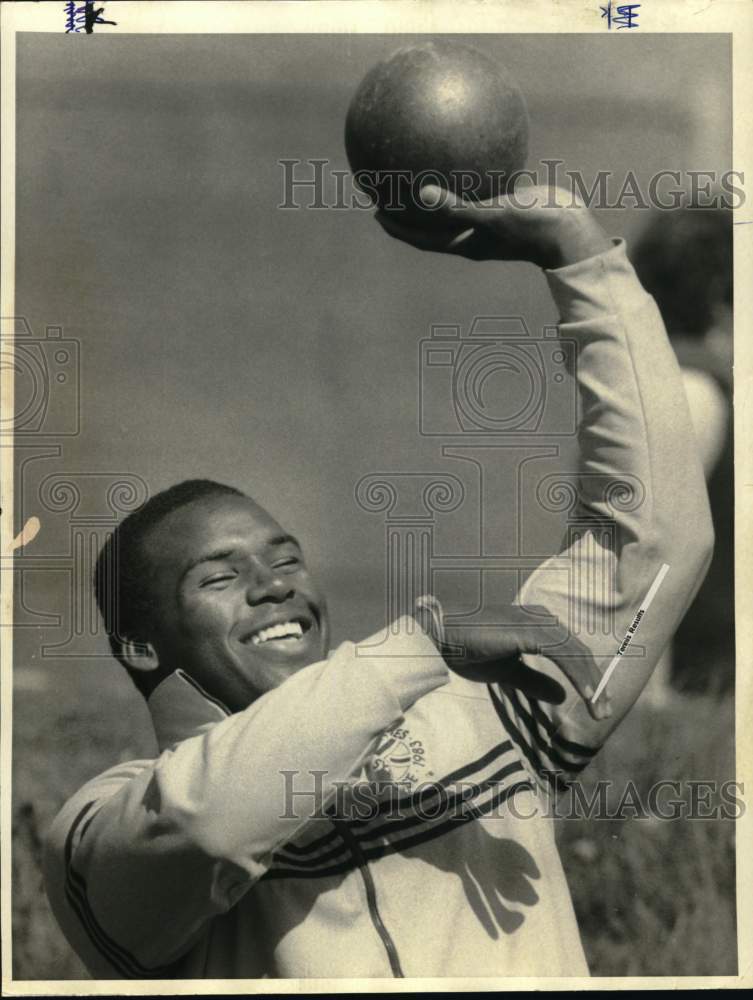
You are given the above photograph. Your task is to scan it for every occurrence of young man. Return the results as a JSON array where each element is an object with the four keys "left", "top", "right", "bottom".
[{"left": 43, "top": 187, "right": 713, "bottom": 979}]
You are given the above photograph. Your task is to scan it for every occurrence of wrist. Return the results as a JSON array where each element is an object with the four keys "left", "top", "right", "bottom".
[{"left": 543, "top": 212, "right": 612, "bottom": 269}]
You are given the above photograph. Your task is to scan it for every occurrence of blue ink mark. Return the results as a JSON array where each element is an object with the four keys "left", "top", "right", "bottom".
[
  {"left": 600, "top": 2, "right": 641, "bottom": 29},
  {"left": 64, "top": 1, "right": 116, "bottom": 34}
]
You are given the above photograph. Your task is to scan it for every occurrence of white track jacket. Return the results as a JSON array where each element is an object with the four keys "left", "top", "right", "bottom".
[{"left": 44, "top": 240, "right": 713, "bottom": 979}]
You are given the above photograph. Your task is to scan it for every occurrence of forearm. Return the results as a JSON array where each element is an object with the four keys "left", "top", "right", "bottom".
[
  {"left": 517, "top": 237, "right": 713, "bottom": 748},
  {"left": 545, "top": 238, "right": 713, "bottom": 560},
  {"left": 151, "top": 618, "right": 447, "bottom": 861}
]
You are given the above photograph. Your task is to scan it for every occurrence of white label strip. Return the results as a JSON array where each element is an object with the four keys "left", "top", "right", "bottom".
[{"left": 591, "top": 562, "right": 670, "bottom": 704}]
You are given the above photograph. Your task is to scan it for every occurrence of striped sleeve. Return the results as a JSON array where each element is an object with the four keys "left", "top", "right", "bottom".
[
  {"left": 486, "top": 683, "right": 600, "bottom": 793},
  {"left": 58, "top": 793, "right": 184, "bottom": 978}
]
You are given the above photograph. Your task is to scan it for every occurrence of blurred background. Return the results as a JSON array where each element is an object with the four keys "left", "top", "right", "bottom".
[{"left": 12, "top": 32, "right": 735, "bottom": 978}]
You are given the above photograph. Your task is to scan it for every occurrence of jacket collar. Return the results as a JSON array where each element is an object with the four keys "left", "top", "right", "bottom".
[{"left": 148, "top": 669, "right": 231, "bottom": 753}]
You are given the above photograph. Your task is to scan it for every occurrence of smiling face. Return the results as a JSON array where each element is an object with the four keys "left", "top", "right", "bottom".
[{"left": 139, "top": 493, "right": 329, "bottom": 711}]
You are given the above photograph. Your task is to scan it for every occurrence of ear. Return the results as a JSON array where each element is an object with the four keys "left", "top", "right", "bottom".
[{"left": 120, "top": 637, "right": 160, "bottom": 675}]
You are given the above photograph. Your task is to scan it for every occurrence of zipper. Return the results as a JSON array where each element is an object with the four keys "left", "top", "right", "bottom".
[{"left": 331, "top": 819, "right": 404, "bottom": 978}]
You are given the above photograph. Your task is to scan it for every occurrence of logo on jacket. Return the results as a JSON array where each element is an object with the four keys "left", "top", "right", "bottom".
[{"left": 365, "top": 725, "right": 430, "bottom": 789}]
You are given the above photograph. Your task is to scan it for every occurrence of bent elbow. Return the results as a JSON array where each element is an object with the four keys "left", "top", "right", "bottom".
[
  {"left": 700, "top": 512, "right": 715, "bottom": 562},
  {"left": 179, "top": 810, "right": 233, "bottom": 861},
  {"left": 694, "top": 513, "right": 715, "bottom": 579},
  {"left": 664, "top": 506, "right": 714, "bottom": 593},
  {"left": 629, "top": 506, "right": 714, "bottom": 609},
  {"left": 683, "top": 497, "right": 715, "bottom": 572}
]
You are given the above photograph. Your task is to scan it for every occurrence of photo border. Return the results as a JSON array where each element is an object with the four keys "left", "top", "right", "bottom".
[{"left": 1, "top": 0, "right": 750, "bottom": 993}]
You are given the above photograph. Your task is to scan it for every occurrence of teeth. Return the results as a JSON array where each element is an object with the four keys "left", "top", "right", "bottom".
[{"left": 250, "top": 621, "right": 304, "bottom": 645}]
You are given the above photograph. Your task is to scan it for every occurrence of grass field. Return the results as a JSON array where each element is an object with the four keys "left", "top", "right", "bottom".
[{"left": 11, "top": 655, "right": 737, "bottom": 980}]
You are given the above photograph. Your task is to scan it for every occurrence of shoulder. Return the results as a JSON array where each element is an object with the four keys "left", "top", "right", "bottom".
[{"left": 44, "top": 758, "right": 155, "bottom": 870}]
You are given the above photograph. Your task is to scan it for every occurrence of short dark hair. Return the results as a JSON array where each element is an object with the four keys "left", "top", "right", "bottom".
[
  {"left": 94, "top": 478, "right": 246, "bottom": 696},
  {"left": 632, "top": 207, "right": 732, "bottom": 339}
]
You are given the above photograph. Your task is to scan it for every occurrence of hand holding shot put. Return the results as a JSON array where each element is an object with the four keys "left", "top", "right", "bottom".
[
  {"left": 376, "top": 183, "right": 614, "bottom": 268},
  {"left": 345, "top": 39, "right": 611, "bottom": 267}
]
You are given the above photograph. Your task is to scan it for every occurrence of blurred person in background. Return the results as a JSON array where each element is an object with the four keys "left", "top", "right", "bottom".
[{"left": 632, "top": 207, "right": 733, "bottom": 699}]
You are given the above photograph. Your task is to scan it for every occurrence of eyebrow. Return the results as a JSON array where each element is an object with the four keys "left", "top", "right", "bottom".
[{"left": 180, "top": 534, "right": 302, "bottom": 582}]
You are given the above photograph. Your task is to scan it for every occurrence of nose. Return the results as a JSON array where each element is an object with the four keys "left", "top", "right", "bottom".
[{"left": 244, "top": 563, "right": 294, "bottom": 606}]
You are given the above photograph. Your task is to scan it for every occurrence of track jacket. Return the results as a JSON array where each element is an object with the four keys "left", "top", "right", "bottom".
[{"left": 44, "top": 240, "right": 713, "bottom": 979}]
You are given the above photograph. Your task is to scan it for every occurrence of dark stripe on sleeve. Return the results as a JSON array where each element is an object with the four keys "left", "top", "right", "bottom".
[
  {"left": 525, "top": 694, "right": 600, "bottom": 758},
  {"left": 487, "top": 685, "right": 569, "bottom": 792},
  {"left": 355, "top": 760, "right": 525, "bottom": 845},
  {"left": 274, "top": 759, "right": 525, "bottom": 870},
  {"left": 264, "top": 779, "right": 536, "bottom": 881},
  {"left": 440, "top": 739, "right": 514, "bottom": 785},
  {"left": 63, "top": 800, "right": 176, "bottom": 978},
  {"left": 63, "top": 801, "right": 98, "bottom": 870},
  {"left": 272, "top": 837, "right": 351, "bottom": 871},
  {"left": 505, "top": 688, "right": 591, "bottom": 774},
  {"left": 360, "top": 778, "right": 536, "bottom": 861},
  {"left": 346, "top": 739, "right": 515, "bottom": 825},
  {"left": 64, "top": 873, "right": 141, "bottom": 978},
  {"left": 274, "top": 826, "right": 341, "bottom": 856}
]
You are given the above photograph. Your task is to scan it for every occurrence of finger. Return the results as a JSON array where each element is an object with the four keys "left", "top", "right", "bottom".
[
  {"left": 374, "top": 207, "right": 484, "bottom": 259},
  {"left": 558, "top": 653, "right": 611, "bottom": 721},
  {"left": 565, "top": 636, "right": 612, "bottom": 710},
  {"left": 374, "top": 209, "right": 435, "bottom": 249},
  {"left": 446, "top": 226, "right": 478, "bottom": 252},
  {"left": 374, "top": 208, "right": 469, "bottom": 254},
  {"left": 527, "top": 635, "right": 610, "bottom": 721},
  {"left": 380, "top": 186, "right": 528, "bottom": 263},
  {"left": 495, "top": 658, "right": 567, "bottom": 704},
  {"left": 418, "top": 184, "right": 490, "bottom": 224},
  {"left": 448, "top": 655, "right": 567, "bottom": 703},
  {"left": 435, "top": 624, "right": 473, "bottom": 661},
  {"left": 540, "top": 627, "right": 606, "bottom": 699}
]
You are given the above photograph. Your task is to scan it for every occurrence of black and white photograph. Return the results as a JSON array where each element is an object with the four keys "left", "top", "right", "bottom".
[{"left": 1, "top": 0, "right": 751, "bottom": 991}]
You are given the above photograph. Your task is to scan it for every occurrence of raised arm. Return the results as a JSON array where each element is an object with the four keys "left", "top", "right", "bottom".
[
  {"left": 379, "top": 185, "right": 714, "bottom": 758},
  {"left": 515, "top": 233, "right": 713, "bottom": 750}
]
